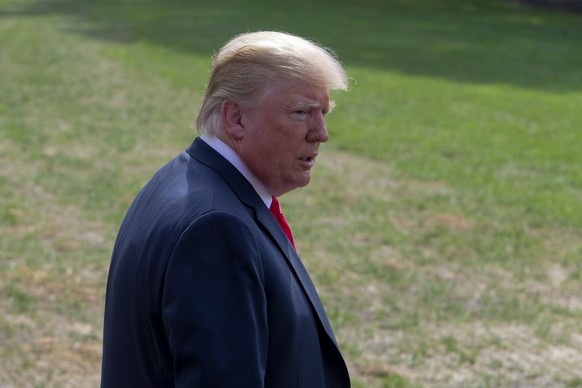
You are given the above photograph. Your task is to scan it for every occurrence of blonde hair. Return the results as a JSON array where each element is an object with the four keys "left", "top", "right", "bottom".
[{"left": 195, "top": 31, "right": 348, "bottom": 136}]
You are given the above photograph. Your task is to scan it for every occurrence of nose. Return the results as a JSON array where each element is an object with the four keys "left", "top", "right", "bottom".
[{"left": 307, "top": 111, "right": 329, "bottom": 143}]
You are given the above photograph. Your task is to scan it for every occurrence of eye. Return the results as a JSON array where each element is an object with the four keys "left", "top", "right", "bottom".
[{"left": 292, "top": 110, "right": 309, "bottom": 120}]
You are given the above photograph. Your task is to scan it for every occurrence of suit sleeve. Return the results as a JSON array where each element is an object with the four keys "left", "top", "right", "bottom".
[{"left": 162, "top": 210, "right": 268, "bottom": 387}]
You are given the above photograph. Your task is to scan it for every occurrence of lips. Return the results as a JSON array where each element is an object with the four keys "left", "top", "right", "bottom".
[{"left": 298, "top": 155, "right": 316, "bottom": 168}]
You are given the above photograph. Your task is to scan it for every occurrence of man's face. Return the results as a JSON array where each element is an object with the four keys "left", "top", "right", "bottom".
[{"left": 238, "top": 82, "right": 332, "bottom": 197}]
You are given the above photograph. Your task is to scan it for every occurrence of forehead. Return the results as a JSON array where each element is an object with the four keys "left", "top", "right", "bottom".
[{"left": 268, "top": 82, "right": 330, "bottom": 109}]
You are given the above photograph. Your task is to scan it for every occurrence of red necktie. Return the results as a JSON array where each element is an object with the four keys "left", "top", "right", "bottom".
[{"left": 269, "top": 196, "right": 296, "bottom": 249}]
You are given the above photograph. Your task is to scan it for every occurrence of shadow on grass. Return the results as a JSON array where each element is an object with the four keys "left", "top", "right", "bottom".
[{"left": 2, "top": 0, "right": 582, "bottom": 92}]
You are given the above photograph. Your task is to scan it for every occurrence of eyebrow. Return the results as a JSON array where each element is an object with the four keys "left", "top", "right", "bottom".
[{"left": 293, "top": 100, "right": 336, "bottom": 114}]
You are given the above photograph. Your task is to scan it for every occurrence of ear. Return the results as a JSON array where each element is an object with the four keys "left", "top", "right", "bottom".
[{"left": 221, "top": 100, "right": 246, "bottom": 140}]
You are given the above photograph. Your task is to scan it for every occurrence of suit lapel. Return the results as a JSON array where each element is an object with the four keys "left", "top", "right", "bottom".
[
  {"left": 254, "top": 205, "right": 339, "bottom": 346},
  {"left": 187, "top": 137, "right": 340, "bottom": 348}
]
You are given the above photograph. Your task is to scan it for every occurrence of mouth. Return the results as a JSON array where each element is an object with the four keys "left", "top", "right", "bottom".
[{"left": 298, "top": 155, "right": 317, "bottom": 167}]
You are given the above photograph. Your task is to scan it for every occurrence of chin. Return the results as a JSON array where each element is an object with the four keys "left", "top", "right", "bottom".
[
  {"left": 296, "top": 175, "right": 311, "bottom": 188},
  {"left": 277, "top": 174, "right": 311, "bottom": 195}
]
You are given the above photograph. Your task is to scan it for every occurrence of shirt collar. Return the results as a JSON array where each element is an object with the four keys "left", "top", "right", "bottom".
[{"left": 200, "top": 134, "right": 272, "bottom": 208}]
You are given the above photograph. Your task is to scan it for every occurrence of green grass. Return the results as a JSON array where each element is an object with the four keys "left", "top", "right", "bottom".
[{"left": 1, "top": 0, "right": 582, "bottom": 386}]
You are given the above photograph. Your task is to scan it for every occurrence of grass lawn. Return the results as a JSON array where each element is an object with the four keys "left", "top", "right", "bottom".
[{"left": 1, "top": 0, "right": 581, "bottom": 386}]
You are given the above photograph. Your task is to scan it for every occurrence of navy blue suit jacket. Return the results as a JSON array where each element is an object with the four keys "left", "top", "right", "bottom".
[{"left": 101, "top": 138, "right": 350, "bottom": 387}]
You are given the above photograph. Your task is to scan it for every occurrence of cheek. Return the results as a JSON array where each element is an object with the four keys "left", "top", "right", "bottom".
[{"left": 264, "top": 131, "right": 295, "bottom": 156}]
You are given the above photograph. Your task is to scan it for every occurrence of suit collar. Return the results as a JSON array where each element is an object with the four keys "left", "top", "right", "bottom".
[
  {"left": 187, "top": 137, "right": 340, "bottom": 347},
  {"left": 187, "top": 137, "right": 264, "bottom": 210},
  {"left": 199, "top": 134, "right": 272, "bottom": 207}
]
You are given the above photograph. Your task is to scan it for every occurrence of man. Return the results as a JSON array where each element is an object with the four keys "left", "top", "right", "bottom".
[{"left": 101, "top": 31, "right": 350, "bottom": 387}]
